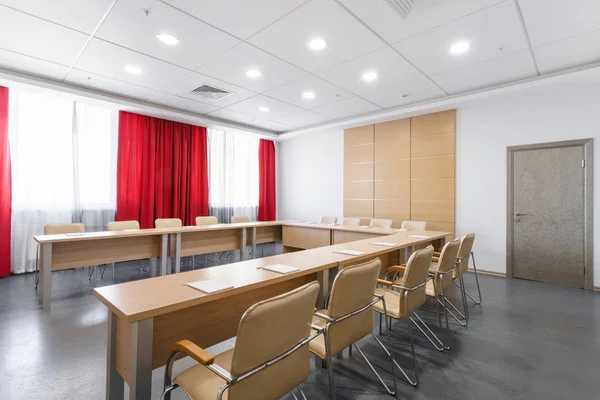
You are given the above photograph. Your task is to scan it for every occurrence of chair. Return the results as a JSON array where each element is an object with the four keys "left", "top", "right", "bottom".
[
  {"left": 401, "top": 221, "right": 427, "bottom": 230},
  {"left": 155, "top": 218, "right": 183, "bottom": 229},
  {"left": 310, "top": 258, "right": 397, "bottom": 398},
  {"left": 373, "top": 246, "right": 434, "bottom": 386},
  {"left": 342, "top": 217, "right": 361, "bottom": 226},
  {"left": 101, "top": 221, "right": 140, "bottom": 283},
  {"left": 231, "top": 215, "right": 250, "bottom": 223},
  {"left": 445, "top": 233, "right": 481, "bottom": 306},
  {"left": 35, "top": 223, "right": 86, "bottom": 288},
  {"left": 194, "top": 217, "right": 219, "bottom": 268},
  {"left": 162, "top": 281, "right": 321, "bottom": 400},
  {"left": 370, "top": 219, "right": 393, "bottom": 228},
  {"left": 320, "top": 216, "right": 338, "bottom": 224}
]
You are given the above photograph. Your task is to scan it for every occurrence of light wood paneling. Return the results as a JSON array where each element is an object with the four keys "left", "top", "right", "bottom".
[
  {"left": 374, "top": 180, "right": 410, "bottom": 199},
  {"left": 374, "top": 119, "right": 410, "bottom": 142},
  {"left": 344, "top": 162, "right": 373, "bottom": 181},
  {"left": 411, "top": 178, "right": 455, "bottom": 200},
  {"left": 345, "top": 125, "right": 374, "bottom": 147},
  {"left": 411, "top": 200, "right": 455, "bottom": 222},
  {"left": 411, "top": 156, "right": 455, "bottom": 179},
  {"left": 332, "top": 230, "right": 384, "bottom": 245},
  {"left": 375, "top": 159, "right": 410, "bottom": 180},
  {"left": 180, "top": 229, "right": 243, "bottom": 257},
  {"left": 115, "top": 315, "right": 131, "bottom": 383},
  {"left": 411, "top": 110, "right": 455, "bottom": 137},
  {"left": 344, "top": 199, "right": 374, "bottom": 218},
  {"left": 345, "top": 181, "right": 374, "bottom": 199},
  {"left": 411, "top": 132, "right": 455, "bottom": 158},
  {"left": 282, "top": 226, "right": 331, "bottom": 249},
  {"left": 374, "top": 138, "right": 410, "bottom": 161},
  {"left": 374, "top": 199, "right": 410, "bottom": 220},
  {"left": 256, "top": 225, "right": 282, "bottom": 244},
  {"left": 345, "top": 143, "right": 374, "bottom": 164}
]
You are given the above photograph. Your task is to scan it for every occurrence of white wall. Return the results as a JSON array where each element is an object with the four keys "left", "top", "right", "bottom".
[
  {"left": 277, "top": 77, "right": 600, "bottom": 286},
  {"left": 277, "top": 128, "right": 344, "bottom": 222}
]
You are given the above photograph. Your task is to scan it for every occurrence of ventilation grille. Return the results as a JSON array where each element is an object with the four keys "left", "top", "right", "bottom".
[
  {"left": 190, "top": 84, "right": 233, "bottom": 101},
  {"left": 385, "top": 0, "right": 448, "bottom": 18}
]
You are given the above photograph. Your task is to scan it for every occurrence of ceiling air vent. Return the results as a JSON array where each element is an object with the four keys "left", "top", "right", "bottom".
[
  {"left": 385, "top": 0, "right": 448, "bottom": 18},
  {"left": 190, "top": 84, "right": 233, "bottom": 101}
]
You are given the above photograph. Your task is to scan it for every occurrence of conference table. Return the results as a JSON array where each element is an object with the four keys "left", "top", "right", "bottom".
[{"left": 92, "top": 226, "right": 450, "bottom": 399}]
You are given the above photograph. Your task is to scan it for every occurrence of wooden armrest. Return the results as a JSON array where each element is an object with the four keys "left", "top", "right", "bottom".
[
  {"left": 170, "top": 340, "right": 214, "bottom": 365},
  {"left": 433, "top": 252, "right": 441, "bottom": 257},
  {"left": 432, "top": 256, "right": 440, "bottom": 262},
  {"left": 377, "top": 279, "right": 394, "bottom": 286},
  {"left": 437, "top": 247, "right": 443, "bottom": 252},
  {"left": 386, "top": 265, "right": 406, "bottom": 272}
]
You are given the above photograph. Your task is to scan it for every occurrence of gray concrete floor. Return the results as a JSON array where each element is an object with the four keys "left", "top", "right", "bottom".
[{"left": 0, "top": 245, "right": 599, "bottom": 400}]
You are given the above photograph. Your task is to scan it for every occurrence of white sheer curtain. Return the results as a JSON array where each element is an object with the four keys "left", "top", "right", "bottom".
[
  {"left": 8, "top": 90, "right": 117, "bottom": 274},
  {"left": 208, "top": 129, "right": 259, "bottom": 223}
]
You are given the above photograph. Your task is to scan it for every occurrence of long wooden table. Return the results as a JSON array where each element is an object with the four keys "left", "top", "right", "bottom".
[{"left": 94, "top": 229, "right": 449, "bottom": 399}]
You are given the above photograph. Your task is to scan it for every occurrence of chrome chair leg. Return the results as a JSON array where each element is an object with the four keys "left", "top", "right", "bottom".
[
  {"left": 410, "top": 312, "right": 445, "bottom": 352},
  {"left": 161, "top": 384, "right": 179, "bottom": 400},
  {"left": 324, "top": 327, "right": 336, "bottom": 400},
  {"left": 354, "top": 343, "right": 397, "bottom": 395},
  {"left": 34, "top": 244, "right": 40, "bottom": 289},
  {"left": 100, "top": 264, "right": 107, "bottom": 279},
  {"left": 295, "top": 385, "right": 308, "bottom": 400}
]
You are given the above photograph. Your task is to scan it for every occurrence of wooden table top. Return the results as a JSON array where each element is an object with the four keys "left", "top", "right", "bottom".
[{"left": 93, "top": 230, "right": 449, "bottom": 322}]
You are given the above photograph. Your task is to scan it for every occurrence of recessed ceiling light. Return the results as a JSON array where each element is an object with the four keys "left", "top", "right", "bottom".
[
  {"left": 157, "top": 33, "right": 179, "bottom": 46},
  {"left": 307, "top": 38, "right": 327, "bottom": 50},
  {"left": 450, "top": 40, "right": 470, "bottom": 55},
  {"left": 302, "top": 91, "right": 316, "bottom": 100},
  {"left": 362, "top": 70, "right": 378, "bottom": 82},
  {"left": 246, "top": 69, "right": 262, "bottom": 78},
  {"left": 124, "top": 65, "right": 142, "bottom": 75},
  {"left": 259, "top": 106, "right": 270, "bottom": 112}
]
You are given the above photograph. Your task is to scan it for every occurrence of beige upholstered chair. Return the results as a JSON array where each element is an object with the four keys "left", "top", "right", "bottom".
[
  {"left": 374, "top": 247, "right": 434, "bottom": 386},
  {"left": 101, "top": 221, "right": 141, "bottom": 282},
  {"left": 162, "top": 281, "right": 321, "bottom": 400},
  {"left": 310, "top": 258, "right": 397, "bottom": 398},
  {"left": 35, "top": 223, "right": 86, "bottom": 288},
  {"left": 342, "top": 217, "right": 361, "bottom": 226},
  {"left": 320, "top": 216, "right": 338, "bottom": 224},
  {"left": 447, "top": 233, "right": 481, "bottom": 305},
  {"left": 401, "top": 220, "right": 427, "bottom": 231},
  {"left": 231, "top": 215, "right": 250, "bottom": 223},
  {"left": 370, "top": 218, "right": 393, "bottom": 229},
  {"left": 155, "top": 218, "right": 183, "bottom": 229},
  {"left": 196, "top": 216, "right": 218, "bottom": 226}
]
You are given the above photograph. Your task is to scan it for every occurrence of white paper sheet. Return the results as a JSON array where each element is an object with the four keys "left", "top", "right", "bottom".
[
  {"left": 408, "top": 235, "right": 430, "bottom": 239},
  {"left": 334, "top": 250, "right": 366, "bottom": 256},
  {"left": 371, "top": 242, "right": 397, "bottom": 247},
  {"left": 185, "top": 279, "right": 234, "bottom": 294},
  {"left": 260, "top": 264, "right": 301, "bottom": 274}
]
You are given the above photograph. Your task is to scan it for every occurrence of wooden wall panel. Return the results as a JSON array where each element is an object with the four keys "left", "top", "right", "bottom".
[
  {"left": 374, "top": 119, "right": 410, "bottom": 142},
  {"left": 345, "top": 125, "right": 374, "bottom": 146},
  {"left": 375, "top": 159, "right": 410, "bottom": 180},
  {"left": 344, "top": 199, "right": 373, "bottom": 218},
  {"left": 374, "top": 180, "right": 410, "bottom": 199},
  {"left": 411, "top": 156, "right": 455, "bottom": 178},
  {"left": 345, "top": 144, "right": 374, "bottom": 164},
  {"left": 411, "top": 200, "right": 455, "bottom": 223},
  {"left": 411, "top": 110, "right": 455, "bottom": 137},
  {"left": 374, "top": 200, "right": 410, "bottom": 220},
  {"left": 411, "top": 178, "right": 455, "bottom": 200},
  {"left": 345, "top": 163, "right": 373, "bottom": 181},
  {"left": 411, "top": 132, "right": 455, "bottom": 158},
  {"left": 344, "top": 181, "right": 373, "bottom": 199},
  {"left": 374, "top": 139, "right": 410, "bottom": 161}
]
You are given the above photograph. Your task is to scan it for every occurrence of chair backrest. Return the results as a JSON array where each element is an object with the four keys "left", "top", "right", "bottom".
[
  {"left": 432, "top": 239, "right": 461, "bottom": 294},
  {"left": 195, "top": 216, "right": 218, "bottom": 226},
  {"left": 342, "top": 217, "right": 361, "bottom": 226},
  {"left": 370, "top": 218, "right": 393, "bottom": 228},
  {"left": 401, "top": 220, "right": 427, "bottom": 230},
  {"left": 458, "top": 233, "right": 475, "bottom": 271},
  {"left": 396, "top": 246, "right": 434, "bottom": 317},
  {"left": 106, "top": 221, "right": 140, "bottom": 231},
  {"left": 231, "top": 215, "right": 250, "bottom": 224},
  {"left": 44, "top": 223, "right": 85, "bottom": 235},
  {"left": 326, "top": 258, "right": 381, "bottom": 355},
  {"left": 155, "top": 218, "right": 182, "bottom": 229},
  {"left": 228, "top": 281, "right": 320, "bottom": 399},
  {"left": 320, "top": 216, "right": 338, "bottom": 224}
]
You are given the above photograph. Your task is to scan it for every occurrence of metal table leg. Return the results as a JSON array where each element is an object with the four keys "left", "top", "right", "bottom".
[
  {"left": 174, "top": 233, "right": 181, "bottom": 274},
  {"left": 41, "top": 243, "right": 52, "bottom": 312},
  {"left": 129, "top": 318, "right": 154, "bottom": 400},
  {"left": 251, "top": 227, "right": 257, "bottom": 260},
  {"left": 160, "top": 234, "right": 168, "bottom": 276}
]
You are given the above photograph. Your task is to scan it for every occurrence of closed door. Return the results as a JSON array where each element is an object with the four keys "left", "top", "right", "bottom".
[{"left": 511, "top": 145, "right": 585, "bottom": 288}]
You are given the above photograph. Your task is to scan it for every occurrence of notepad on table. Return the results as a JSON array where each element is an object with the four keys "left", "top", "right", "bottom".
[
  {"left": 123, "top": 229, "right": 140, "bottom": 232},
  {"left": 65, "top": 233, "right": 86, "bottom": 237},
  {"left": 395, "top": 228, "right": 410, "bottom": 232},
  {"left": 371, "top": 242, "right": 397, "bottom": 247},
  {"left": 408, "top": 235, "right": 430, "bottom": 239},
  {"left": 334, "top": 250, "right": 366, "bottom": 256},
  {"left": 185, "top": 279, "right": 234, "bottom": 294},
  {"left": 260, "top": 264, "right": 300, "bottom": 274},
  {"left": 355, "top": 226, "right": 370, "bottom": 229}
]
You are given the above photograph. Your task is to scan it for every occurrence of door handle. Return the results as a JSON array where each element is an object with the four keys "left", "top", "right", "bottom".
[{"left": 515, "top": 213, "right": 528, "bottom": 216}]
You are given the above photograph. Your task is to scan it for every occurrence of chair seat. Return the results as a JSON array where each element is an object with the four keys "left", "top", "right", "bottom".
[
  {"left": 308, "top": 311, "right": 328, "bottom": 359},
  {"left": 174, "top": 349, "right": 233, "bottom": 400},
  {"left": 373, "top": 288, "right": 402, "bottom": 319}
]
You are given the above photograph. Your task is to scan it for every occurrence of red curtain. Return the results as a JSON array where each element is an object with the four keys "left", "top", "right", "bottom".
[
  {"left": 116, "top": 111, "right": 208, "bottom": 228},
  {"left": 0, "top": 86, "right": 11, "bottom": 277},
  {"left": 258, "top": 139, "right": 276, "bottom": 221}
]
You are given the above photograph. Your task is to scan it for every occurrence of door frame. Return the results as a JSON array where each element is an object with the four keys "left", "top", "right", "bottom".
[{"left": 506, "top": 138, "right": 593, "bottom": 290}]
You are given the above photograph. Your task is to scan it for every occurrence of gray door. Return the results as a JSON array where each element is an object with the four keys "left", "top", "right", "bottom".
[{"left": 511, "top": 145, "right": 585, "bottom": 288}]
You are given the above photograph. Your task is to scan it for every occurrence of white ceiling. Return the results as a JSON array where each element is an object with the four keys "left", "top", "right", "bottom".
[{"left": 0, "top": 0, "right": 599, "bottom": 134}]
